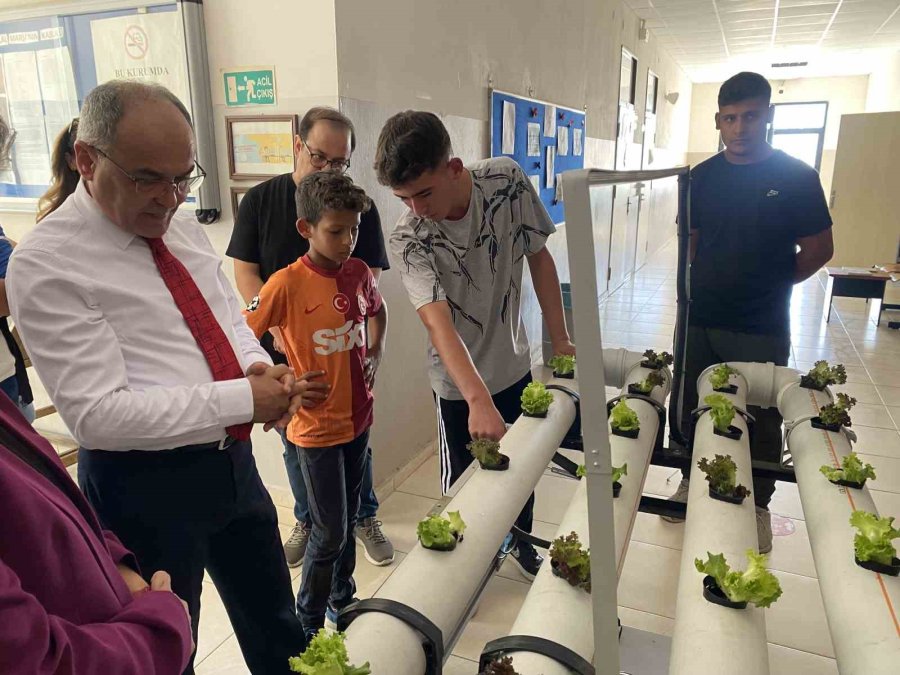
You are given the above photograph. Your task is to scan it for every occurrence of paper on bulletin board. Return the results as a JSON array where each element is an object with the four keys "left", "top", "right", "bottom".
[
  {"left": 36, "top": 47, "right": 79, "bottom": 155},
  {"left": 573, "top": 128, "right": 583, "bottom": 156},
  {"left": 555, "top": 174, "right": 563, "bottom": 202},
  {"left": 544, "top": 105, "right": 556, "bottom": 137},
  {"left": 1, "top": 51, "right": 51, "bottom": 185},
  {"left": 557, "top": 126, "right": 569, "bottom": 156},
  {"left": 529, "top": 174, "right": 541, "bottom": 193},
  {"left": 545, "top": 146, "right": 556, "bottom": 189},
  {"left": 90, "top": 12, "right": 192, "bottom": 117},
  {"left": 526, "top": 122, "right": 541, "bottom": 156},
  {"left": 502, "top": 101, "right": 515, "bottom": 154}
]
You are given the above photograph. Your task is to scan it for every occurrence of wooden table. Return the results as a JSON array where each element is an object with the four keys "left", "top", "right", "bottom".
[{"left": 823, "top": 267, "right": 893, "bottom": 326}]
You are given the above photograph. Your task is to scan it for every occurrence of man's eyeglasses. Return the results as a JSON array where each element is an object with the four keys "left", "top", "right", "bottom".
[
  {"left": 302, "top": 142, "right": 350, "bottom": 173},
  {"left": 94, "top": 147, "right": 206, "bottom": 195}
]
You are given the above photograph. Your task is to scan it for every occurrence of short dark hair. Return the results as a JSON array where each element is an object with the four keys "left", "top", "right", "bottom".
[
  {"left": 718, "top": 72, "right": 772, "bottom": 107},
  {"left": 0, "top": 115, "right": 13, "bottom": 170},
  {"left": 295, "top": 171, "right": 371, "bottom": 225},
  {"left": 374, "top": 110, "right": 451, "bottom": 187},
  {"left": 299, "top": 107, "right": 356, "bottom": 152}
]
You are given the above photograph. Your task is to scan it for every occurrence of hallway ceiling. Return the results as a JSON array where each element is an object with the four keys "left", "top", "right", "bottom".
[{"left": 625, "top": 0, "right": 900, "bottom": 81}]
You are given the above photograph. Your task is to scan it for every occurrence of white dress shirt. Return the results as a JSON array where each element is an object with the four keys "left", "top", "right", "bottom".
[{"left": 7, "top": 181, "right": 272, "bottom": 450}]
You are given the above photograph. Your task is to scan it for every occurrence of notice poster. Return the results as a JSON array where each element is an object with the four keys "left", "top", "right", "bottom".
[
  {"left": 91, "top": 12, "right": 191, "bottom": 115},
  {"left": 1, "top": 51, "right": 51, "bottom": 185},
  {"left": 36, "top": 47, "right": 79, "bottom": 152}
]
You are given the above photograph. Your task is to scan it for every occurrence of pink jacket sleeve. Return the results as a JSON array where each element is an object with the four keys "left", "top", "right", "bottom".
[
  {"left": 0, "top": 559, "right": 192, "bottom": 675},
  {"left": 102, "top": 528, "right": 140, "bottom": 571}
]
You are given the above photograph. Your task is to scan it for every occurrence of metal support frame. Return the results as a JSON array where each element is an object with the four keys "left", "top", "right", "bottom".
[{"left": 562, "top": 167, "right": 689, "bottom": 675}]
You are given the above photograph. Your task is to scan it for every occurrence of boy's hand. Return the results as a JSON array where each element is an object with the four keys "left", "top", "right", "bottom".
[
  {"left": 264, "top": 370, "right": 330, "bottom": 431},
  {"left": 551, "top": 339, "right": 576, "bottom": 357},
  {"left": 364, "top": 347, "right": 383, "bottom": 389},
  {"left": 270, "top": 327, "right": 286, "bottom": 354},
  {"left": 468, "top": 398, "right": 507, "bottom": 441}
]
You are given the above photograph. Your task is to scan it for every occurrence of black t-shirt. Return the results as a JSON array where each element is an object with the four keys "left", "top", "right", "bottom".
[
  {"left": 226, "top": 172, "right": 390, "bottom": 363},
  {"left": 689, "top": 150, "right": 832, "bottom": 335}
]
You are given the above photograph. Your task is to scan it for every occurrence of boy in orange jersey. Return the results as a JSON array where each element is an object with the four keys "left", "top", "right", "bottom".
[{"left": 245, "top": 172, "right": 388, "bottom": 640}]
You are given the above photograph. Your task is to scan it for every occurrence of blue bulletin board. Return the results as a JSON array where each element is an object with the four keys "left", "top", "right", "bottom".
[{"left": 490, "top": 89, "right": 586, "bottom": 224}]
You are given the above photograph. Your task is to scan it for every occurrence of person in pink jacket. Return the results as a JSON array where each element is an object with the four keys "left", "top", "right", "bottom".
[{"left": 0, "top": 392, "right": 193, "bottom": 674}]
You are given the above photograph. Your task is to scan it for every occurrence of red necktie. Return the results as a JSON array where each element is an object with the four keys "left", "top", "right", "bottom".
[{"left": 145, "top": 237, "right": 252, "bottom": 441}]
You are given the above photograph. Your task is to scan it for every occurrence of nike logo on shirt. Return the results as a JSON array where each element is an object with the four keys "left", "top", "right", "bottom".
[{"left": 305, "top": 304, "right": 322, "bottom": 314}]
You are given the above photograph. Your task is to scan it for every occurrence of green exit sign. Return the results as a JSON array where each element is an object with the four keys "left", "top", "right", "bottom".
[{"left": 223, "top": 68, "right": 276, "bottom": 107}]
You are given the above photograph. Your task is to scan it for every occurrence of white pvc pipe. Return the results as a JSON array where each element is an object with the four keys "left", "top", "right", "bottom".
[
  {"left": 669, "top": 410, "right": 769, "bottom": 675},
  {"left": 783, "top": 391, "right": 900, "bottom": 673},
  {"left": 601, "top": 347, "right": 646, "bottom": 389},
  {"left": 344, "top": 386, "right": 577, "bottom": 675},
  {"left": 504, "top": 378, "right": 667, "bottom": 674}
]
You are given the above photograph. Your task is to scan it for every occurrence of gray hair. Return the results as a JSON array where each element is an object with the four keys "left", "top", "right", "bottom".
[{"left": 77, "top": 80, "right": 193, "bottom": 151}]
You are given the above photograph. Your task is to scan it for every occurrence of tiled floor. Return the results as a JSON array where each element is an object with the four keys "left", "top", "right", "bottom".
[{"left": 65, "top": 237, "right": 900, "bottom": 672}]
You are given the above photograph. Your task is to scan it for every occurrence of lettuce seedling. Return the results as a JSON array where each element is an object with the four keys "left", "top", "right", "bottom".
[
  {"left": 820, "top": 452, "right": 876, "bottom": 485},
  {"left": 289, "top": 629, "right": 371, "bottom": 674},
  {"left": 479, "top": 656, "right": 520, "bottom": 675},
  {"left": 576, "top": 463, "right": 627, "bottom": 483},
  {"left": 549, "top": 354, "right": 576, "bottom": 376},
  {"left": 633, "top": 370, "right": 665, "bottom": 394},
  {"left": 417, "top": 511, "right": 466, "bottom": 551},
  {"left": 549, "top": 531, "right": 591, "bottom": 592},
  {"left": 642, "top": 349, "right": 674, "bottom": 370},
  {"left": 521, "top": 381, "right": 553, "bottom": 415},
  {"left": 609, "top": 399, "right": 640, "bottom": 431},
  {"left": 694, "top": 549, "right": 783, "bottom": 608},
  {"left": 850, "top": 510, "right": 900, "bottom": 566},
  {"left": 818, "top": 393, "right": 857, "bottom": 428},
  {"left": 801, "top": 360, "right": 847, "bottom": 390},
  {"left": 468, "top": 438, "right": 503, "bottom": 468},
  {"left": 704, "top": 393, "right": 736, "bottom": 434},
  {"left": 698, "top": 454, "right": 750, "bottom": 499},
  {"left": 709, "top": 364, "right": 738, "bottom": 391}
]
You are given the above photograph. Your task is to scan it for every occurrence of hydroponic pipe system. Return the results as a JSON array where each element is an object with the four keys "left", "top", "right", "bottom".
[
  {"left": 342, "top": 385, "right": 577, "bottom": 675},
  {"left": 495, "top": 367, "right": 670, "bottom": 674},
  {"left": 669, "top": 377, "right": 769, "bottom": 674},
  {"left": 718, "top": 362, "right": 900, "bottom": 674}
]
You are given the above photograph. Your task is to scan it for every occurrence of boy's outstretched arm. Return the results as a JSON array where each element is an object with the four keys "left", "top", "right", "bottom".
[
  {"left": 364, "top": 301, "right": 388, "bottom": 389},
  {"left": 417, "top": 301, "right": 508, "bottom": 441},
  {"left": 527, "top": 247, "right": 575, "bottom": 356}
]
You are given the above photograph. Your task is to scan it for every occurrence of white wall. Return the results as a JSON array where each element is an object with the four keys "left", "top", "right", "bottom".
[
  {"left": 865, "top": 50, "right": 900, "bottom": 113},
  {"left": 687, "top": 75, "right": 869, "bottom": 196}
]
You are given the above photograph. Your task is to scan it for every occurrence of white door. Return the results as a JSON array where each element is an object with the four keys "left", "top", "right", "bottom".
[
  {"left": 636, "top": 72, "right": 659, "bottom": 268},
  {"left": 829, "top": 112, "right": 900, "bottom": 267}
]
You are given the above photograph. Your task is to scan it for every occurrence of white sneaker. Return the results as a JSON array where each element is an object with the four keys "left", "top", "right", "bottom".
[
  {"left": 661, "top": 479, "right": 690, "bottom": 522},
  {"left": 757, "top": 507, "right": 773, "bottom": 554}
]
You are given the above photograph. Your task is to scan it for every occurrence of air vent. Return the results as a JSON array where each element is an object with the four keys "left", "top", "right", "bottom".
[{"left": 771, "top": 61, "right": 808, "bottom": 68}]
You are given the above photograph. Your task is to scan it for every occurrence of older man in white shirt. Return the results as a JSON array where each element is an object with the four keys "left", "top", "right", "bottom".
[{"left": 7, "top": 81, "right": 323, "bottom": 674}]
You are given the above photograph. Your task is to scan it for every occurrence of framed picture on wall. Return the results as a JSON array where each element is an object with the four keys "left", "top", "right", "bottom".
[
  {"left": 230, "top": 186, "right": 250, "bottom": 217},
  {"left": 226, "top": 115, "right": 297, "bottom": 179}
]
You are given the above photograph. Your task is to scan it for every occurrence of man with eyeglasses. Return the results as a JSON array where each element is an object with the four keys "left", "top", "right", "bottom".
[
  {"left": 227, "top": 107, "right": 395, "bottom": 572},
  {"left": 7, "top": 80, "right": 313, "bottom": 673}
]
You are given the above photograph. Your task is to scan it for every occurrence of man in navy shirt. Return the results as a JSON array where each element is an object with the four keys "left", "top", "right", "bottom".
[{"left": 666, "top": 72, "right": 834, "bottom": 553}]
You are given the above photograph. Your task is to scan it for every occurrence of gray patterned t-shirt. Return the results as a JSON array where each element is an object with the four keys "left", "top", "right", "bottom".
[{"left": 390, "top": 157, "right": 556, "bottom": 399}]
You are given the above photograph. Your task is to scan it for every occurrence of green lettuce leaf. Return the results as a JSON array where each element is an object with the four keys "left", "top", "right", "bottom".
[
  {"left": 704, "top": 393, "right": 735, "bottom": 433},
  {"left": 611, "top": 463, "right": 628, "bottom": 483},
  {"left": 447, "top": 510, "right": 466, "bottom": 537},
  {"left": 549, "top": 354, "right": 576, "bottom": 375},
  {"left": 288, "top": 630, "right": 371, "bottom": 674},
  {"left": 709, "top": 364, "right": 737, "bottom": 390},
  {"left": 609, "top": 399, "right": 640, "bottom": 431},
  {"left": 416, "top": 515, "right": 454, "bottom": 549},
  {"left": 850, "top": 510, "right": 900, "bottom": 565},
  {"left": 695, "top": 549, "right": 782, "bottom": 608},
  {"left": 819, "top": 452, "right": 876, "bottom": 484},
  {"left": 521, "top": 381, "right": 554, "bottom": 415}
]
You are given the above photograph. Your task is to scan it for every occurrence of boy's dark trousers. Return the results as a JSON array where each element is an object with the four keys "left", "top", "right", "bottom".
[
  {"left": 295, "top": 429, "right": 369, "bottom": 629},
  {"left": 435, "top": 372, "right": 535, "bottom": 536}
]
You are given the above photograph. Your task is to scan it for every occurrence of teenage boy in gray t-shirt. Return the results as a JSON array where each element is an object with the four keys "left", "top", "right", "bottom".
[{"left": 375, "top": 111, "right": 575, "bottom": 580}]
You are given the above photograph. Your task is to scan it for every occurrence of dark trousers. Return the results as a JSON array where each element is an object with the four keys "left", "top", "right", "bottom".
[
  {"left": 680, "top": 325, "right": 791, "bottom": 508},
  {"left": 279, "top": 429, "right": 379, "bottom": 524},
  {"left": 435, "top": 372, "right": 535, "bottom": 537},
  {"left": 78, "top": 440, "right": 305, "bottom": 674},
  {"left": 296, "top": 429, "right": 369, "bottom": 630}
]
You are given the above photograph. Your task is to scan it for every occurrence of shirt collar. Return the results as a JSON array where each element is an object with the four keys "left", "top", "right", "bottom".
[{"left": 72, "top": 180, "right": 139, "bottom": 251}]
